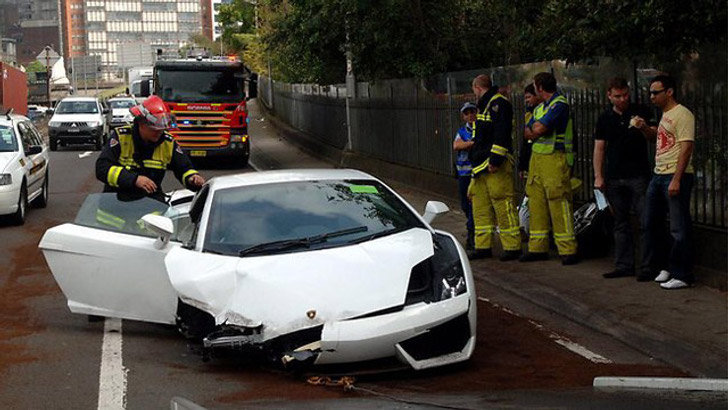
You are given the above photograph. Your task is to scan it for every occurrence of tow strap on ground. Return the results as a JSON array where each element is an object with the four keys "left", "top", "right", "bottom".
[
  {"left": 306, "top": 376, "right": 356, "bottom": 391},
  {"left": 305, "top": 375, "right": 471, "bottom": 409}
]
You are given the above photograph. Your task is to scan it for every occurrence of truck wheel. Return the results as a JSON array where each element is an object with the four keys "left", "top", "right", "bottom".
[
  {"left": 50, "top": 138, "right": 58, "bottom": 151},
  {"left": 10, "top": 182, "right": 27, "bottom": 225}
]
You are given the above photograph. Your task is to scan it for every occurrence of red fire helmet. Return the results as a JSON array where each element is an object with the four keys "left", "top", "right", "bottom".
[{"left": 130, "top": 95, "right": 174, "bottom": 130}]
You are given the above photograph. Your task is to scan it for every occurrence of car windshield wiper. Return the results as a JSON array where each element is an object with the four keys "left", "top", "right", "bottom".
[
  {"left": 238, "top": 225, "right": 368, "bottom": 257},
  {"left": 347, "top": 226, "right": 410, "bottom": 244}
]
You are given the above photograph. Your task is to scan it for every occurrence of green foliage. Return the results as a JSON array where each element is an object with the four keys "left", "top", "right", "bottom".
[
  {"left": 26, "top": 61, "right": 46, "bottom": 73},
  {"left": 224, "top": 0, "right": 727, "bottom": 83}
]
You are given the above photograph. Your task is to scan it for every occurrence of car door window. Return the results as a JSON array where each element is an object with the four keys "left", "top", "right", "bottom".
[
  {"left": 25, "top": 122, "right": 44, "bottom": 146},
  {"left": 16, "top": 122, "right": 33, "bottom": 152}
]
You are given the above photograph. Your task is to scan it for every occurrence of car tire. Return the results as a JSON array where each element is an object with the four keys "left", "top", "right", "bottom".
[
  {"left": 95, "top": 136, "right": 103, "bottom": 151},
  {"left": 50, "top": 138, "right": 58, "bottom": 151},
  {"left": 32, "top": 171, "right": 49, "bottom": 208},
  {"left": 10, "top": 182, "right": 27, "bottom": 225}
]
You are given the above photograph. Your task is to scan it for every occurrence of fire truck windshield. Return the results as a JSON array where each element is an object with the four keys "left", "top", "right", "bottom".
[{"left": 156, "top": 68, "right": 244, "bottom": 103}]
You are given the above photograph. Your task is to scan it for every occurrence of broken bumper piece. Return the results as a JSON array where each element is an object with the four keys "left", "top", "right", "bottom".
[{"left": 315, "top": 293, "right": 474, "bottom": 368}]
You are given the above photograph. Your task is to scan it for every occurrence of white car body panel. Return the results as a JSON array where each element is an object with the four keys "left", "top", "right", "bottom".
[
  {"left": 40, "top": 224, "right": 179, "bottom": 324},
  {"left": 39, "top": 169, "right": 476, "bottom": 370},
  {"left": 167, "top": 228, "right": 434, "bottom": 340},
  {"left": 0, "top": 116, "right": 49, "bottom": 215},
  {"left": 48, "top": 113, "right": 104, "bottom": 125}
]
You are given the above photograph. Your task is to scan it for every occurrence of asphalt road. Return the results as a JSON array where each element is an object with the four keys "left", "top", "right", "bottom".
[{"left": 0, "top": 119, "right": 724, "bottom": 409}]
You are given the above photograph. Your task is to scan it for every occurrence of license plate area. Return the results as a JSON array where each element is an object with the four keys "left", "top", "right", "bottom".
[{"left": 189, "top": 150, "right": 207, "bottom": 157}]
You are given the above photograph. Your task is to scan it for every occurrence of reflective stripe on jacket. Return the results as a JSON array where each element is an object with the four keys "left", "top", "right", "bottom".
[{"left": 532, "top": 94, "right": 574, "bottom": 166}]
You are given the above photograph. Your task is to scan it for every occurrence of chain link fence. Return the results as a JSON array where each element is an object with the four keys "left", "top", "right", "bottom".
[{"left": 259, "top": 60, "right": 727, "bottom": 231}]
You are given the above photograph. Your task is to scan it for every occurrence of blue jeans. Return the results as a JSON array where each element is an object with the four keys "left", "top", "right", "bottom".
[
  {"left": 606, "top": 177, "right": 649, "bottom": 273},
  {"left": 458, "top": 175, "right": 474, "bottom": 234},
  {"left": 642, "top": 173, "right": 694, "bottom": 282}
]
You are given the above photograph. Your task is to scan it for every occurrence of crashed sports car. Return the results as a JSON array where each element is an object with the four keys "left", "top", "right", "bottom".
[{"left": 39, "top": 169, "right": 476, "bottom": 370}]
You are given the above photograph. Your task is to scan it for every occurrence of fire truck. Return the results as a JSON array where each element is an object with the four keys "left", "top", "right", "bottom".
[{"left": 153, "top": 56, "right": 250, "bottom": 166}]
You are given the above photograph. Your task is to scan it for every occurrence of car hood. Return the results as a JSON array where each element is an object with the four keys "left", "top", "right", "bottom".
[
  {"left": 0, "top": 151, "right": 19, "bottom": 174},
  {"left": 50, "top": 113, "right": 102, "bottom": 123},
  {"left": 111, "top": 108, "right": 131, "bottom": 117},
  {"left": 165, "top": 227, "right": 434, "bottom": 340}
]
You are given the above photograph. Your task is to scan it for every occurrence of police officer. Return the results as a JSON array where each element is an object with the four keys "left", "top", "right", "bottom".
[
  {"left": 96, "top": 95, "right": 205, "bottom": 202},
  {"left": 467, "top": 74, "right": 521, "bottom": 261},
  {"left": 521, "top": 72, "right": 578, "bottom": 265},
  {"left": 453, "top": 102, "right": 477, "bottom": 250}
]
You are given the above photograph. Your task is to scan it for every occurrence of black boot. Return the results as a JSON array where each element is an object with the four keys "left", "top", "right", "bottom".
[
  {"left": 467, "top": 248, "right": 492, "bottom": 260},
  {"left": 499, "top": 249, "right": 522, "bottom": 262}
]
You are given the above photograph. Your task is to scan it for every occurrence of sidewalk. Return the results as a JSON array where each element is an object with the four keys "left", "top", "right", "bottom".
[{"left": 247, "top": 100, "right": 728, "bottom": 379}]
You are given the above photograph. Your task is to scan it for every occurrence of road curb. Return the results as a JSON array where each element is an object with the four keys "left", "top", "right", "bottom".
[{"left": 593, "top": 376, "right": 728, "bottom": 391}]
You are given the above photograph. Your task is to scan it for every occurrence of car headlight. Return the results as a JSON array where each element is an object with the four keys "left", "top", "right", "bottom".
[
  {"left": 0, "top": 174, "right": 12, "bottom": 186},
  {"left": 48, "top": 121, "right": 61, "bottom": 127},
  {"left": 87, "top": 120, "right": 102, "bottom": 127},
  {"left": 405, "top": 234, "right": 467, "bottom": 305}
]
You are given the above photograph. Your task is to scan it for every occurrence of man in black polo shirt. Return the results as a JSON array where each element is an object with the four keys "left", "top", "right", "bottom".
[{"left": 594, "top": 77, "right": 653, "bottom": 279}]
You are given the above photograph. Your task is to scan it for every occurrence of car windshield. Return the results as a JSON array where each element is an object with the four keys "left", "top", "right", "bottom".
[
  {"left": 0, "top": 126, "right": 18, "bottom": 152},
  {"left": 156, "top": 68, "right": 243, "bottom": 103},
  {"left": 55, "top": 101, "right": 99, "bottom": 114},
  {"left": 74, "top": 193, "right": 191, "bottom": 241},
  {"left": 109, "top": 100, "right": 135, "bottom": 109},
  {"left": 204, "top": 179, "right": 425, "bottom": 256}
]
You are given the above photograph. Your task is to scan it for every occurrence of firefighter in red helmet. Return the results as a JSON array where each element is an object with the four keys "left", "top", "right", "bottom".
[{"left": 96, "top": 96, "right": 205, "bottom": 201}]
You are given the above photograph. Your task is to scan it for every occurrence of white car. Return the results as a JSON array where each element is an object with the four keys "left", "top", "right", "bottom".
[
  {"left": 106, "top": 97, "right": 136, "bottom": 128},
  {"left": 47, "top": 97, "right": 109, "bottom": 151},
  {"left": 0, "top": 112, "right": 50, "bottom": 225},
  {"left": 39, "top": 169, "right": 476, "bottom": 370}
]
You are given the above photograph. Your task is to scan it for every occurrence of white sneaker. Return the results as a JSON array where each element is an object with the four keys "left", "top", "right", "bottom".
[
  {"left": 660, "top": 278, "right": 690, "bottom": 290},
  {"left": 654, "top": 270, "right": 671, "bottom": 283}
]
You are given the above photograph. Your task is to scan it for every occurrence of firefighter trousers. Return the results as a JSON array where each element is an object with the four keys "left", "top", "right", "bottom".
[
  {"left": 525, "top": 152, "right": 577, "bottom": 255},
  {"left": 468, "top": 160, "right": 521, "bottom": 251}
]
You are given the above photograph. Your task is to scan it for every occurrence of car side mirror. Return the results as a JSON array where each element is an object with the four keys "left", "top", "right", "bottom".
[
  {"left": 142, "top": 214, "right": 174, "bottom": 249},
  {"left": 103, "top": 108, "right": 110, "bottom": 114},
  {"left": 422, "top": 201, "right": 449, "bottom": 224},
  {"left": 47, "top": 108, "right": 54, "bottom": 114},
  {"left": 25, "top": 145, "right": 42, "bottom": 155}
]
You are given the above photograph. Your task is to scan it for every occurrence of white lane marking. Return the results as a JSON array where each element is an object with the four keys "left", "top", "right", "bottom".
[
  {"left": 594, "top": 377, "right": 728, "bottom": 391},
  {"left": 477, "top": 296, "right": 612, "bottom": 364},
  {"left": 79, "top": 151, "right": 93, "bottom": 158},
  {"left": 98, "top": 318, "right": 127, "bottom": 410}
]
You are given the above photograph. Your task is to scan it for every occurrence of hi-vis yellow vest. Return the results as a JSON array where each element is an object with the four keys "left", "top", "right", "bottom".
[
  {"left": 116, "top": 127, "right": 174, "bottom": 170},
  {"left": 532, "top": 95, "right": 574, "bottom": 166}
]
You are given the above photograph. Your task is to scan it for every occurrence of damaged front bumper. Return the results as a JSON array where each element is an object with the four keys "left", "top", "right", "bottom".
[{"left": 199, "top": 292, "right": 475, "bottom": 370}]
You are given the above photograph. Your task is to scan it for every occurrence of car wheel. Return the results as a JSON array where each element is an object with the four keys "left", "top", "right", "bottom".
[
  {"left": 50, "top": 138, "right": 58, "bottom": 151},
  {"left": 95, "top": 136, "right": 103, "bottom": 151},
  {"left": 32, "top": 171, "right": 49, "bottom": 208},
  {"left": 10, "top": 182, "right": 27, "bottom": 225}
]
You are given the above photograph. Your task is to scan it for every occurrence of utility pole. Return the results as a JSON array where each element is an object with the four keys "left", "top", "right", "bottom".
[
  {"left": 44, "top": 46, "right": 51, "bottom": 106},
  {"left": 344, "top": 21, "right": 355, "bottom": 152}
]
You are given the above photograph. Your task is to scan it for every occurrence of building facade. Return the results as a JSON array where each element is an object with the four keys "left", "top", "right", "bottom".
[
  {"left": 8, "top": 0, "right": 62, "bottom": 66},
  {"left": 84, "top": 0, "right": 202, "bottom": 69},
  {"left": 61, "top": 0, "right": 85, "bottom": 59}
]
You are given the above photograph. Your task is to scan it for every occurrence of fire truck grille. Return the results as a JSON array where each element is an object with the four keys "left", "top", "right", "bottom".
[{"left": 171, "top": 110, "right": 232, "bottom": 148}]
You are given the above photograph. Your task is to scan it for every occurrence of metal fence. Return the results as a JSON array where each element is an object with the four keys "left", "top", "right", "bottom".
[{"left": 259, "top": 62, "right": 727, "bottom": 231}]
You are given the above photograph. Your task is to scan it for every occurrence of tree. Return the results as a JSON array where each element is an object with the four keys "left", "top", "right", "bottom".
[{"left": 231, "top": 0, "right": 727, "bottom": 83}]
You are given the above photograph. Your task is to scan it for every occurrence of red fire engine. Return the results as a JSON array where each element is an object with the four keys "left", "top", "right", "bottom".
[{"left": 154, "top": 56, "right": 250, "bottom": 166}]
